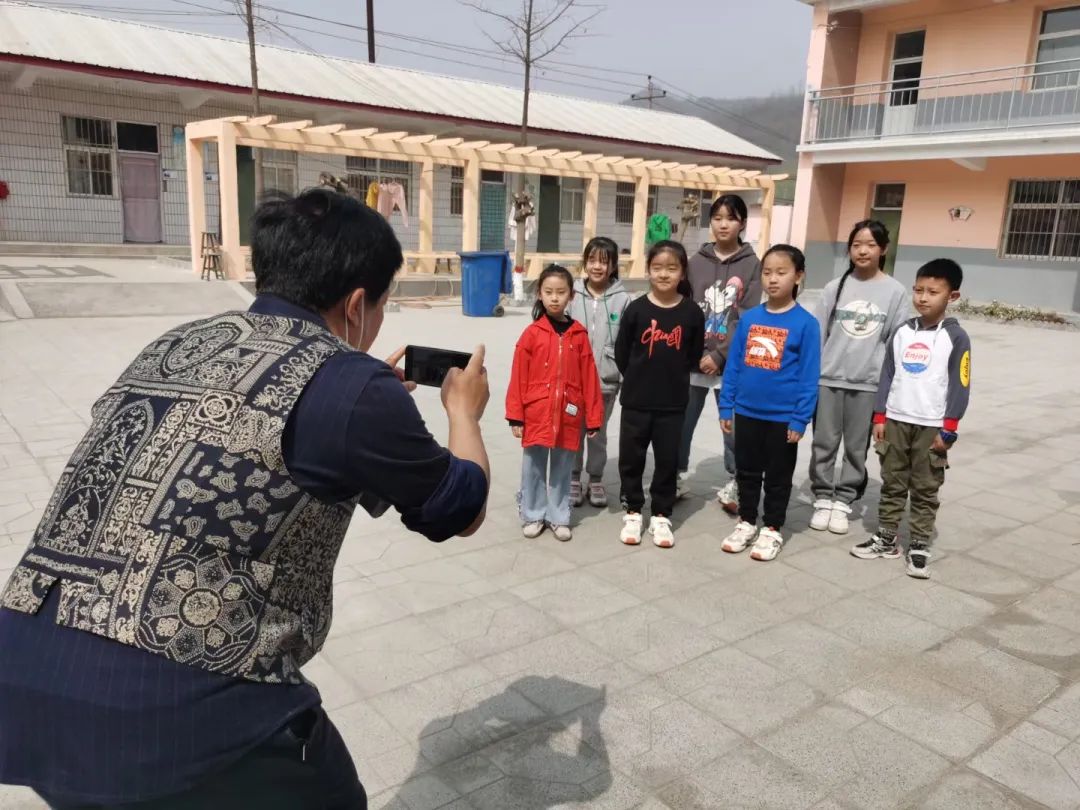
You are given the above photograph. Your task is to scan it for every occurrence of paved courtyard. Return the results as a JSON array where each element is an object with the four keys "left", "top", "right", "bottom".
[{"left": 2, "top": 264, "right": 1080, "bottom": 809}]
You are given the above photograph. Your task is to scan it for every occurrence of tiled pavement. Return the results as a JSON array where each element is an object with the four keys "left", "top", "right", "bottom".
[{"left": 3, "top": 282, "right": 1080, "bottom": 809}]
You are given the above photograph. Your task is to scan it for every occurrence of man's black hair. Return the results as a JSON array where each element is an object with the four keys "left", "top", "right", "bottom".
[
  {"left": 251, "top": 188, "right": 404, "bottom": 311},
  {"left": 916, "top": 258, "right": 963, "bottom": 291}
]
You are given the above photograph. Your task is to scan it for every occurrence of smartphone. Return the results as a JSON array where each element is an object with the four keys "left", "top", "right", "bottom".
[{"left": 404, "top": 345, "right": 471, "bottom": 387}]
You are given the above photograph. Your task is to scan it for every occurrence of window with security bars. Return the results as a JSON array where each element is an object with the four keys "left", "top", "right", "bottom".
[
  {"left": 261, "top": 149, "right": 297, "bottom": 196},
  {"left": 561, "top": 177, "right": 585, "bottom": 223},
  {"left": 450, "top": 166, "right": 463, "bottom": 216},
  {"left": 345, "top": 156, "right": 412, "bottom": 204},
  {"left": 615, "top": 182, "right": 659, "bottom": 224},
  {"left": 62, "top": 115, "right": 113, "bottom": 196},
  {"left": 1001, "top": 179, "right": 1080, "bottom": 260}
]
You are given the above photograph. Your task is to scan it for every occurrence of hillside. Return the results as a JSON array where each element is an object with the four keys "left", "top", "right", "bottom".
[{"left": 626, "top": 90, "right": 803, "bottom": 200}]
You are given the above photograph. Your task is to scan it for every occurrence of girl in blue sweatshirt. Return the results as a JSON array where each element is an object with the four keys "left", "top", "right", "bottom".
[{"left": 718, "top": 245, "right": 820, "bottom": 561}]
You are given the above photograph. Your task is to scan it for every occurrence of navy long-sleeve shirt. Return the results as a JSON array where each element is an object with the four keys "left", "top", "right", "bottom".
[
  {"left": 718, "top": 302, "right": 821, "bottom": 434},
  {"left": 0, "top": 294, "right": 488, "bottom": 804}
]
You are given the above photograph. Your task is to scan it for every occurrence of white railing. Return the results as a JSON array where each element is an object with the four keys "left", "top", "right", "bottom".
[{"left": 805, "top": 58, "right": 1080, "bottom": 144}]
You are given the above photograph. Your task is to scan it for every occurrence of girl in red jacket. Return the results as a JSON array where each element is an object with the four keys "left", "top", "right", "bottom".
[{"left": 506, "top": 265, "right": 604, "bottom": 541}]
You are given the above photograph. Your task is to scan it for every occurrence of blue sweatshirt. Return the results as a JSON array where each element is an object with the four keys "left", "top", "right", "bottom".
[{"left": 718, "top": 302, "right": 821, "bottom": 434}]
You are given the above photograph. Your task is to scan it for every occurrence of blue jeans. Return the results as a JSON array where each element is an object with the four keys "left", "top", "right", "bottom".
[
  {"left": 520, "top": 446, "right": 575, "bottom": 527},
  {"left": 678, "top": 385, "right": 736, "bottom": 477}
]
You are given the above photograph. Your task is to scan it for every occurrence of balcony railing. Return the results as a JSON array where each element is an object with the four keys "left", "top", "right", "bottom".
[{"left": 805, "top": 58, "right": 1080, "bottom": 145}]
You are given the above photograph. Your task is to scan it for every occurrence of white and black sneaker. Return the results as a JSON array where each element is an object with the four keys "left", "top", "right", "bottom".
[
  {"left": 907, "top": 546, "right": 931, "bottom": 579},
  {"left": 676, "top": 472, "right": 691, "bottom": 500},
  {"left": 850, "top": 534, "right": 901, "bottom": 560}
]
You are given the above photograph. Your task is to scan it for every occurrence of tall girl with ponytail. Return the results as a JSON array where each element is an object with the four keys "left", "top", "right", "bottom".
[{"left": 808, "top": 220, "right": 908, "bottom": 535}]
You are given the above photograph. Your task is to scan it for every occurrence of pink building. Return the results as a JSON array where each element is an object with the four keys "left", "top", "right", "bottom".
[{"left": 791, "top": 0, "right": 1080, "bottom": 311}]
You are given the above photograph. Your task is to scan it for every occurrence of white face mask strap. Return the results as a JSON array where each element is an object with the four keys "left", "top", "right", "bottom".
[{"left": 344, "top": 295, "right": 366, "bottom": 349}]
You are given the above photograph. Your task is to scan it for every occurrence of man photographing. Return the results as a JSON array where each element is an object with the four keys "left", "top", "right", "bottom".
[{"left": 0, "top": 188, "right": 490, "bottom": 808}]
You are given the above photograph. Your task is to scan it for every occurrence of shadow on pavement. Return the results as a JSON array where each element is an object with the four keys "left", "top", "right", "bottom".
[{"left": 391, "top": 676, "right": 611, "bottom": 809}]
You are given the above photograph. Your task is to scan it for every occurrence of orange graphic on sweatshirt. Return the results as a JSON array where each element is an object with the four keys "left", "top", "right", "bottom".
[{"left": 744, "top": 324, "right": 788, "bottom": 371}]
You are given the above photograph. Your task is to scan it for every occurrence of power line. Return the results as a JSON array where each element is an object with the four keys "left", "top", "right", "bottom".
[
  {"left": 21, "top": 0, "right": 793, "bottom": 141},
  {"left": 650, "top": 76, "right": 795, "bottom": 144}
]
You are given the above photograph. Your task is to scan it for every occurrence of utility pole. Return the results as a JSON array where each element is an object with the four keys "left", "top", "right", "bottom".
[
  {"left": 243, "top": 0, "right": 263, "bottom": 201},
  {"left": 631, "top": 75, "right": 666, "bottom": 109},
  {"left": 366, "top": 0, "right": 375, "bottom": 63}
]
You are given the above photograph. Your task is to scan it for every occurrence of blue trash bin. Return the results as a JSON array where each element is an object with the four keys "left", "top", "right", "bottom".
[{"left": 459, "top": 251, "right": 510, "bottom": 317}]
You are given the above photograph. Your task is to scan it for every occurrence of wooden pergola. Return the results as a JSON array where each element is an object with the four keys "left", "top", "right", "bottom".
[{"left": 185, "top": 115, "right": 787, "bottom": 280}]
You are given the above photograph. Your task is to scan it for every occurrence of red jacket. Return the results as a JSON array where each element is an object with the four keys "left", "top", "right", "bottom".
[{"left": 506, "top": 316, "right": 605, "bottom": 451}]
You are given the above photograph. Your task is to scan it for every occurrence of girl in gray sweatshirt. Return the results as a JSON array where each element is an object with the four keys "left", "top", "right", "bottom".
[
  {"left": 568, "top": 236, "right": 632, "bottom": 508},
  {"left": 809, "top": 220, "right": 909, "bottom": 534},
  {"left": 681, "top": 194, "right": 762, "bottom": 510}
]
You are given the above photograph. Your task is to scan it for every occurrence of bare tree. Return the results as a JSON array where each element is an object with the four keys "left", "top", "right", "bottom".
[{"left": 462, "top": 0, "right": 602, "bottom": 292}]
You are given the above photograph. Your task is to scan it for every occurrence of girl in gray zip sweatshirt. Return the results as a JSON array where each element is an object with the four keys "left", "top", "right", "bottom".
[
  {"left": 808, "top": 220, "right": 909, "bottom": 533},
  {"left": 679, "top": 195, "right": 762, "bottom": 501},
  {"left": 568, "top": 237, "right": 632, "bottom": 507}
]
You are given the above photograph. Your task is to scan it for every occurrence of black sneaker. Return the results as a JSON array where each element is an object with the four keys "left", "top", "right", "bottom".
[
  {"left": 850, "top": 534, "right": 902, "bottom": 560},
  {"left": 907, "top": 547, "right": 931, "bottom": 579}
]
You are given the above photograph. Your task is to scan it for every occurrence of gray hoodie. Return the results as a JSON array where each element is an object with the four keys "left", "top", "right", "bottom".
[
  {"left": 569, "top": 277, "right": 632, "bottom": 394},
  {"left": 686, "top": 242, "right": 762, "bottom": 383}
]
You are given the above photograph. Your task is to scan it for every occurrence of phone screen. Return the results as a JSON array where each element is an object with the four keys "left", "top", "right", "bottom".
[{"left": 405, "top": 345, "right": 471, "bottom": 387}]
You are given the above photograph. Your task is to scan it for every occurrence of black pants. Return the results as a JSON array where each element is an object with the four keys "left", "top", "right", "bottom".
[
  {"left": 735, "top": 414, "right": 798, "bottom": 529},
  {"left": 619, "top": 407, "right": 683, "bottom": 517},
  {"left": 39, "top": 707, "right": 366, "bottom": 810}
]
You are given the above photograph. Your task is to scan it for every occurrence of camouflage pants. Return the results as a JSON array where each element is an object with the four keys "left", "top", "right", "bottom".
[{"left": 876, "top": 419, "right": 948, "bottom": 547}]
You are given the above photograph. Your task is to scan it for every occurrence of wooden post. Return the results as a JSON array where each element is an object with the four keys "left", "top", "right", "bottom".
[
  {"left": 185, "top": 129, "right": 206, "bottom": 278},
  {"left": 461, "top": 154, "right": 480, "bottom": 253},
  {"left": 417, "top": 158, "right": 434, "bottom": 273},
  {"left": 582, "top": 175, "right": 599, "bottom": 248},
  {"left": 758, "top": 181, "right": 777, "bottom": 258},
  {"left": 630, "top": 175, "right": 649, "bottom": 277},
  {"left": 217, "top": 122, "right": 243, "bottom": 280}
]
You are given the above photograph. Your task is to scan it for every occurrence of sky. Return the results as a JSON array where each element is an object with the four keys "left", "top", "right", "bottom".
[{"left": 30, "top": 0, "right": 813, "bottom": 102}]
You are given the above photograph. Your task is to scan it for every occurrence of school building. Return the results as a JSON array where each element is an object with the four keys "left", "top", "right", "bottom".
[
  {"left": 0, "top": 1, "right": 782, "bottom": 268},
  {"left": 792, "top": 0, "right": 1080, "bottom": 311}
]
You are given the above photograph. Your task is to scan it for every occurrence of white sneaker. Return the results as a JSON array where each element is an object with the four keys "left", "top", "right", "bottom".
[
  {"left": 715, "top": 479, "right": 739, "bottom": 516},
  {"left": 828, "top": 502, "right": 852, "bottom": 535},
  {"left": 676, "top": 472, "right": 691, "bottom": 500},
  {"left": 522, "top": 521, "right": 545, "bottom": 539},
  {"left": 810, "top": 500, "right": 834, "bottom": 532},
  {"left": 751, "top": 527, "right": 784, "bottom": 561},
  {"left": 620, "top": 513, "right": 643, "bottom": 546},
  {"left": 721, "top": 521, "right": 758, "bottom": 554},
  {"left": 649, "top": 516, "right": 675, "bottom": 549},
  {"left": 550, "top": 524, "right": 573, "bottom": 542}
]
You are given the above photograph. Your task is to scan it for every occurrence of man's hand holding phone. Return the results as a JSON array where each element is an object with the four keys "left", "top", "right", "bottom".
[{"left": 442, "top": 345, "right": 489, "bottom": 421}]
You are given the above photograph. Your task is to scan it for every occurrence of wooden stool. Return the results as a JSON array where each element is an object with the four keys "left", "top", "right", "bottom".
[{"left": 200, "top": 232, "right": 223, "bottom": 281}]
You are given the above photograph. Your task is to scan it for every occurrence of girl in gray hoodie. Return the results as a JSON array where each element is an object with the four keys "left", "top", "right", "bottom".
[
  {"left": 568, "top": 237, "right": 632, "bottom": 508},
  {"left": 680, "top": 195, "right": 762, "bottom": 510}
]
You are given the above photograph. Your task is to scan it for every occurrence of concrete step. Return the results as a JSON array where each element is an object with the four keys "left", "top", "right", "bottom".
[{"left": 0, "top": 243, "right": 189, "bottom": 259}]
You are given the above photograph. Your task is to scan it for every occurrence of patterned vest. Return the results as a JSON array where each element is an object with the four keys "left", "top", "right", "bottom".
[{"left": 1, "top": 311, "right": 357, "bottom": 684}]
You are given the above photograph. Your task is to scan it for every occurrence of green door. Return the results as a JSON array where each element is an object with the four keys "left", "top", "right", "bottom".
[
  {"left": 237, "top": 146, "right": 255, "bottom": 247},
  {"left": 870, "top": 207, "right": 903, "bottom": 276},
  {"left": 479, "top": 177, "right": 506, "bottom": 251},
  {"left": 536, "top": 175, "right": 561, "bottom": 253}
]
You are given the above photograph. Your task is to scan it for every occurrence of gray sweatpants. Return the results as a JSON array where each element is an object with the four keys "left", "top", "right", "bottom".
[
  {"left": 809, "top": 385, "right": 877, "bottom": 506},
  {"left": 573, "top": 391, "right": 618, "bottom": 480}
]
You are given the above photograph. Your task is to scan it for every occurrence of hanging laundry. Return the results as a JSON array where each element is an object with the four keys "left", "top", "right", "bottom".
[
  {"left": 646, "top": 213, "right": 672, "bottom": 246},
  {"left": 365, "top": 181, "right": 379, "bottom": 209},
  {"left": 506, "top": 204, "right": 537, "bottom": 245},
  {"left": 377, "top": 181, "right": 409, "bottom": 227}
]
